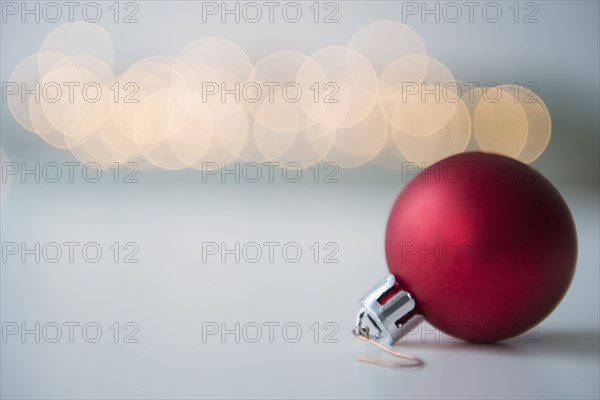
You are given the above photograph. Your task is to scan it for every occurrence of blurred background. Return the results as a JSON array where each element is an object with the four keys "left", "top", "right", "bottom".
[{"left": 1, "top": 1, "right": 598, "bottom": 399}]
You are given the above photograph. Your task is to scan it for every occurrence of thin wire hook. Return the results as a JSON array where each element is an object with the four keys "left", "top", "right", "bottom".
[{"left": 352, "top": 326, "right": 424, "bottom": 368}]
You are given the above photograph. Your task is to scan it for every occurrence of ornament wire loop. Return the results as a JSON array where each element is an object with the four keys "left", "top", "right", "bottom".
[{"left": 352, "top": 326, "right": 424, "bottom": 369}]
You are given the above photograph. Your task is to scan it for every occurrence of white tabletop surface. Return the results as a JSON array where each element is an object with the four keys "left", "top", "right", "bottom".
[{"left": 1, "top": 172, "right": 598, "bottom": 399}]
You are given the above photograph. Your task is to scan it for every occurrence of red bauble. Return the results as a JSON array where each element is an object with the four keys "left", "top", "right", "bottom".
[{"left": 385, "top": 152, "right": 577, "bottom": 342}]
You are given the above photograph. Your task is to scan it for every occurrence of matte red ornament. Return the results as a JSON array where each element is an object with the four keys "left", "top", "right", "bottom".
[{"left": 357, "top": 152, "right": 577, "bottom": 343}]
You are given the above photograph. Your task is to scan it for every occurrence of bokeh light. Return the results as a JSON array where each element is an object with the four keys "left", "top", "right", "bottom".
[
  {"left": 500, "top": 84, "right": 551, "bottom": 163},
  {"left": 6, "top": 21, "right": 552, "bottom": 171},
  {"left": 348, "top": 20, "right": 427, "bottom": 74},
  {"left": 473, "top": 87, "right": 528, "bottom": 159}
]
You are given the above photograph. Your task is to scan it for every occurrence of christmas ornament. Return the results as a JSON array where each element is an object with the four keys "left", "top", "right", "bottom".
[{"left": 355, "top": 152, "right": 577, "bottom": 349}]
